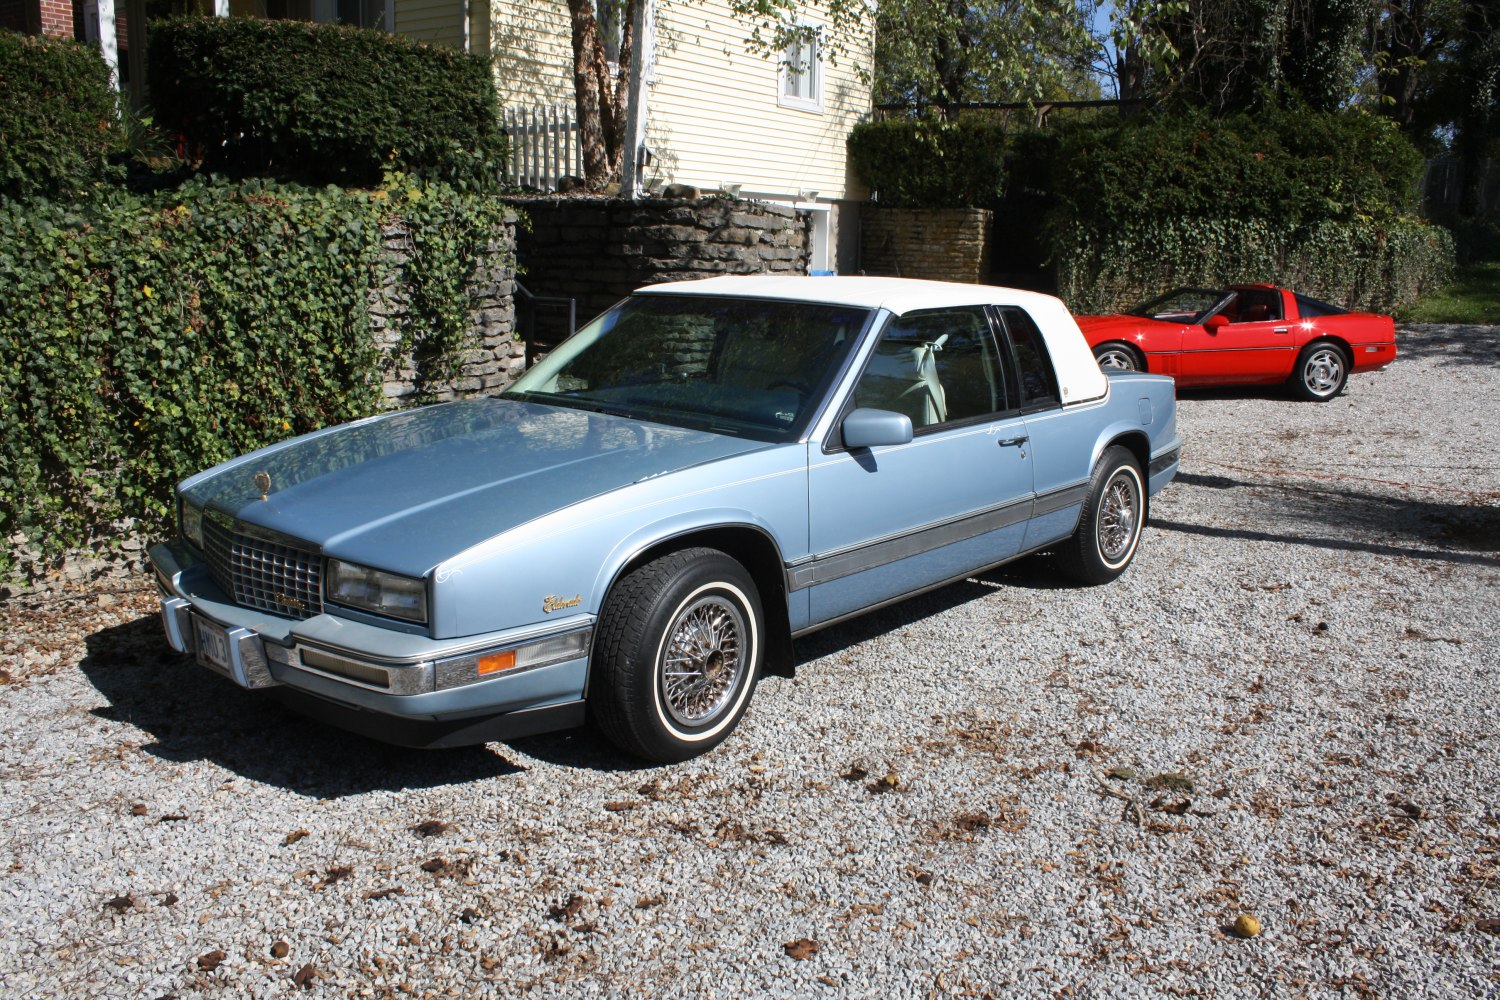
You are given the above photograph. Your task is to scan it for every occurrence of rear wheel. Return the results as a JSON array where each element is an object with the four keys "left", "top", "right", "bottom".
[
  {"left": 1094, "top": 342, "right": 1142, "bottom": 372},
  {"left": 1056, "top": 446, "right": 1146, "bottom": 586},
  {"left": 591, "top": 548, "right": 762, "bottom": 763},
  {"left": 1291, "top": 341, "right": 1348, "bottom": 401}
]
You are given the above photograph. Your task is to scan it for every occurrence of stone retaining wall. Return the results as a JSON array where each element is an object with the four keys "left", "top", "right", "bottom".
[
  {"left": 371, "top": 214, "right": 524, "bottom": 407},
  {"left": 507, "top": 197, "right": 810, "bottom": 343},
  {"left": 859, "top": 207, "right": 993, "bottom": 284}
]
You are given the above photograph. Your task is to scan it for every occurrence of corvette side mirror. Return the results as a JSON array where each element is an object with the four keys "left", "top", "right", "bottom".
[{"left": 1204, "top": 314, "right": 1230, "bottom": 333}]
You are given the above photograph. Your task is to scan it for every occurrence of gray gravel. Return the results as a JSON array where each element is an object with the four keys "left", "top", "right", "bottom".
[{"left": 3, "top": 323, "right": 1498, "bottom": 999}]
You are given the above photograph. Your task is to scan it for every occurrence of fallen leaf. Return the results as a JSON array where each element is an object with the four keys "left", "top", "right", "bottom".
[
  {"left": 161, "top": 893, "right": 178, "bottom": 907},
  {"left": 197, "top": 949, "right": 226, "bottom": 971},
  {"left": 292, "top": 963, "right": 317, "bottom": 989},
  {"left": 412, "top": 820, "right": 451, "bottom": 838},
  {"left": 548, "top": 894, "right": 586, "bottom": 922},
  {"left": 603, "top": 801, "right": 640, "bottom": 812},
  {"left": 840, "top": 765, "right": 868, "bottom": 782},
  {"left": 1475, "top": 918, "right": 1500, "bottom": 935},
  {"left": 459, "top": 907, "right": 482, "bottom": 924},
  {"left": 783, "top": 937, "right": 819, "bottom": 960},
  {"left": 420, "top": 858, "right": 449, "bottom": 874},
  {"left": 283, "top": 829, "right": 309, "bottom": 846},
  {"left": 158, "top": 814, "right": 189, "bottom": 823},
  {"left": 636, "top": 895, "right": 665, "bottom": 908},
  {"left": 104, "top": 894, "right": 134, "bottom": 913},
  {"left": 129, "top": 803, "right": 148, "bottom": 816},
  {"left": 1142, "top": 771, "right": 1195, "bottom": 792},
  {"left": 314, "top": 866, "right": 353, "bottom": 889},
  {"left": 1105, "top": 766, "right": 1136, "bottom": 781},
  {"left": 364, "top": 887, "right": 404, "bottom": 901},
  {"left": 868, "top": 772, "right": 901, "bottom": 793}
]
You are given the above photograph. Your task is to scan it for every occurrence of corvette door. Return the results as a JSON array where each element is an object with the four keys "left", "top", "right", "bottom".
[
  {"left": 803, "top": 307, "right": 1035, "bottom": 626},
  {"left": 1178, "top": 288, "right": 1297, "bottom": 383}
]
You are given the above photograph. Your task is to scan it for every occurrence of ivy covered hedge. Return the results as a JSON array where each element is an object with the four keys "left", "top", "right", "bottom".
[
  {"left": 0, "top": 176, "right": 513, "bottom": 579},
  {"left": 148, "top": 17, "right": 507, "bottom": 189},
  {"left": 848, "top": 108, "right": 1451, "bottom": 310},
  {"left": 0, "top": 30, "right": 124, "bottom": 202},
  {"left": 1056, "top": 216, "right": 1455, "bottom": 314}
]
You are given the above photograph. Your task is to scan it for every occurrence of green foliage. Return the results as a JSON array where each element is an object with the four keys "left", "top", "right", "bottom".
[
  {"left": 1056, "top": 215, "right": 1455, "bottom": 314},
  {"left": 1035, "top": 107, "right": 1445, "bottom": 312},
  {"left": 0, "top": 176, "right": 514, "bottom": 578},
  {"left": 847, "top": 118, "right": 1009, "bottom": 208},
  {"left": 1042, "top": 107, "right": 1426, "bottom": 234},
  {"left": 147, "top": 17, "right": 507, "bottom": 189},
  {"left": 0, "top": 30, "right": 125, "bottom": 201}
]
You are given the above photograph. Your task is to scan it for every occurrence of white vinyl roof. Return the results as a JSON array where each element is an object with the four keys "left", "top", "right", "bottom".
[{"left": 637, "top": 275, "right": 1109, "bottom": 405}]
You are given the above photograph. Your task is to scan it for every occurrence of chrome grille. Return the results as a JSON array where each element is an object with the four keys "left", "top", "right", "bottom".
[{"left": 202, "top": 514, "right": 323, "bottom": 620}]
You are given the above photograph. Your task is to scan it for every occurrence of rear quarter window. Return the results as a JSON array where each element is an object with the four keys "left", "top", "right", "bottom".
[
  {"left": 1293, "top": 294, "right": 1348, "bottom": 318},
  {"left": 995, "top": 306, "right": 1061, "bottom": 411}
]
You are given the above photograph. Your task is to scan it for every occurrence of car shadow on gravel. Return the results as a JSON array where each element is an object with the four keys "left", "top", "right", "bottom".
[
  {"left": 80, "top": 616, "right": 525, "bottom": 797},
  {"left": 1164, "top": 470, "right": 1500, "bottom": 564}
]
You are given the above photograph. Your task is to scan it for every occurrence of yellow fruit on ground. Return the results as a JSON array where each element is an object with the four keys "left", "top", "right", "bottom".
[{"left": 1232, "top": 913, "right": 1262, "bottom": 938}]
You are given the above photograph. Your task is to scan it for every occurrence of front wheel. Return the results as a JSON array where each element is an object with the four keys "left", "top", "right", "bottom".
[
  {"left": 1093, "top": 342, "right": 1141, "bottom": 372},
  {"left": 1291, "top": 341, "right": 1348, "bottom": 401},
  {"left": 1056, "top": 446, "right": 1146, "bottom": 586},
  {"left": 591, "top": 548, "right": 763, "bottom": 763}
]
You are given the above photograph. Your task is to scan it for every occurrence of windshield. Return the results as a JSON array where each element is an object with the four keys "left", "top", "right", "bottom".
[
  {"left": 1127, "top": 287, "right": 1234, "bottom": 325},
  {"left": 502, "top": 294, "right": 873, "bottom": 442}
]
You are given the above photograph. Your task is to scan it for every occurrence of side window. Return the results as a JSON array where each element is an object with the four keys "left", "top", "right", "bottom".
[
  {"left": 779, "top": 26, "right": 822, "bottom": 112},
  {"left": 852, "top": 307, "right": 1004, "bottom": 431},
  {"left": 1229, "top": 289, "right": 1282, "bottom": 323},
  {"left": 996, "top": 307, "right": 1060, "bottom": 411}
]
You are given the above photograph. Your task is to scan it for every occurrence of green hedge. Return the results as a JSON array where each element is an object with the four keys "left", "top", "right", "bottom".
[
  {"left": 1043, "top": 107, "right": 1426, "bottom": 232},
  {"left": 0, "top": 176, "right": 513, "bottom": 579},
  {"left": 0, "top": 30, "right": 125, "bottom": 202},
  {"left": 148, "top": 17, "right": 507, "bottom": 189},
  {"left": 847, "top": 119, "right": 1009, "bottom": 208},
  {"left": 1056, "top": 216, "right": 1455, "bottom": 314}
]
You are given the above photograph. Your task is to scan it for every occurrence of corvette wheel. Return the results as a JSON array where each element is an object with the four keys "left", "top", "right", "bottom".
[
  {"left": 1291, "top": 341, "right": 1348, "bottom": 401},
  {"left": 1056, "top": 446, "right": 1145, "bottom": 586},
  {"left": 592, "top": 548, "right": 762, "bottom": 763},
  {"left": 1094, "top": 342, "right": 1141, "bottom": 372}
]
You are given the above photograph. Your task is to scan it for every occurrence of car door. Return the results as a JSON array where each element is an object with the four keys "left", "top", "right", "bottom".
[
  {"left": 803, "top": 306, "right": 1035, "bottom": 626},
  {"left": 1177, "top": 288, "right": 1297, "bottom": 383}
]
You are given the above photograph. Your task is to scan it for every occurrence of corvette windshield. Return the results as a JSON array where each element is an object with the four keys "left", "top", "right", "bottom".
[
  {"left": 1127, "top": 287, "right": 1234, "bottom": 325},
  {"left": 501, "top": 294, "right": 872, "bottom": 442}
]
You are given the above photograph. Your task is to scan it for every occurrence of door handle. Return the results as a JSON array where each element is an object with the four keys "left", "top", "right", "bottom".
[
  {"left": 997, "top": 435, "right": 1029, "bottom": 447},
  {"left": 1273, "top": 327, "right": 1289, "bottom": 334}
]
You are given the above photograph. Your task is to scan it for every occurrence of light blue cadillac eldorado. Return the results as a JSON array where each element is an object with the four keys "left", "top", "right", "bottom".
[{"left": 150, "top": 276, "right": 1181, "bottom": 761}]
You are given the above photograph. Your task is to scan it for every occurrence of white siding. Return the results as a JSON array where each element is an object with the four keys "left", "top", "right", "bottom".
[
  {"left": 395, "top": 0, "right": 466, "bottom": 46},
  {"left": 647, "top": 0, "right": 871, "bottom": 201},
  {"left": 488, "top": 0, "right": 575, "bottom": 109}
]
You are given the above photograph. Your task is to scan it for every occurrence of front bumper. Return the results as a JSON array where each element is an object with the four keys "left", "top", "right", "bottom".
[{"left": 150, "top": 540, "right": 593, "bottom": 747}]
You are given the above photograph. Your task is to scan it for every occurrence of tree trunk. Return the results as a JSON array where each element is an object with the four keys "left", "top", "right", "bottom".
[{"left": 567, "top": 0, "right": 636, "bottom": 192}]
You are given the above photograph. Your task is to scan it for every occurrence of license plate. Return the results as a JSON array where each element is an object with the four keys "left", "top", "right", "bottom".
[{"left": 193, "top": 616, "right": 233, "bottom": 675}]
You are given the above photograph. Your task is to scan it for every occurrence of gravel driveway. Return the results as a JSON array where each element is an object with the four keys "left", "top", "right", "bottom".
[{"left": 3, "top": 324, "right": 1498, "bottom": 999}]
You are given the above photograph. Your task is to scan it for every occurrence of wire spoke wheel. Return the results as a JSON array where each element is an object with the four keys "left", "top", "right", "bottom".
[
  {"left": 1097, "top": 470, "right": 1141, "bottom": 564},
  {"left": 659, "top": 597, "right": 746, "bottom": 728}
]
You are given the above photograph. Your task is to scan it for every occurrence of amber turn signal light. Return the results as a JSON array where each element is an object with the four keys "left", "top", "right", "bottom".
[{"left": 477, "top": 650, "right": 517, "bottom": 675}]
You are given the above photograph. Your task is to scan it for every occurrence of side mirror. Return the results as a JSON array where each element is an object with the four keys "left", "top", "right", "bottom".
[
  {"left": 842, "top": 408, "right": 913, "bottom": 449},
  {"left": 1204, "top": 313, "right": 1230, "bottom": 333}
]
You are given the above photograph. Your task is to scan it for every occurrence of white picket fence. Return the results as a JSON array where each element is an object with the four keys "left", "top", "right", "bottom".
[{"left": 504, "top": 105, "right": 584, "bottom": 192}]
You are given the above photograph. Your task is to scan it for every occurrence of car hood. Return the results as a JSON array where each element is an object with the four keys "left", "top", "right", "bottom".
[
  {"left": 181, "top": 399, "right": 770, "bottom": 576},
  {"left": 1073, "top": 314, "right": 1166, "bottom": 340}
]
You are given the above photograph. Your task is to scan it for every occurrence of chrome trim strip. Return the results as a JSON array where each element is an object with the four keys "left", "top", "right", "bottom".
[
  {"left": 791, "top": 495, "right": 1034, "bottom": 590},
  {"left": 1032, "top": 483, "right": 1088, "bottom": 517},
  {"left": 295, "top": 616, "right": 595, "bottom": 667}
]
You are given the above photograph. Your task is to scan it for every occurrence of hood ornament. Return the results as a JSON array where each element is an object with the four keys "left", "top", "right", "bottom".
[{"left": 253, "top": 471, "right": 272, "bottom": 501}]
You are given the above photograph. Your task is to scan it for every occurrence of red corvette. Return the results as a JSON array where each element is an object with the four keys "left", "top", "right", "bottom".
[{"left": 1075, "top": 285, "right": 1397, "bottom": 401}]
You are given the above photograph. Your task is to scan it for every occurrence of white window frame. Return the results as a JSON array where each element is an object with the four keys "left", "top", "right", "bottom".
[{"left": 778, "top": 23, "right": 823, "bottom": 113}]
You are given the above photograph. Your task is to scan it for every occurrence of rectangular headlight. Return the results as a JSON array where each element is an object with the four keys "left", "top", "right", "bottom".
[
  {"left": 326, "top": 559, "right": 428, "bottom": 624},
  {"left": 180, "top": 500, "right": 205, "bottom": 550}
]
